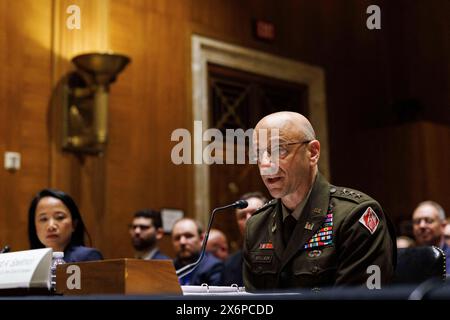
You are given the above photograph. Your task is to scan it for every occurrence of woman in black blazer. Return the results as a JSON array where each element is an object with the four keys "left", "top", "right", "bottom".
[{"left": 28, "top": 188, "right": 103, "bottom": 262}]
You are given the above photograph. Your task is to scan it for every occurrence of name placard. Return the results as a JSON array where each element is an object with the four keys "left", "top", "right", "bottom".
[{"left": 0, "top": 248, "right": 52, "bottom": 289}]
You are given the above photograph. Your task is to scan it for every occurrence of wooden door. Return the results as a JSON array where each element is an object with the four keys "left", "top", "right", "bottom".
[{"left": 208, "top": 64, "right": 308, "bottom": 251}]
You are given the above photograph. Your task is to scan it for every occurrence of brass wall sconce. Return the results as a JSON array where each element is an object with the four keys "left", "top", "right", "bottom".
[{"left": 62, "top": 53, "right": 131, "bottom": 154}]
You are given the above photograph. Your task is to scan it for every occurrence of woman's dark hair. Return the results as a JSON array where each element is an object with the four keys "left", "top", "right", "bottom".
[{"left": 28, "top": 189, "right": 88, "bottom": 249}]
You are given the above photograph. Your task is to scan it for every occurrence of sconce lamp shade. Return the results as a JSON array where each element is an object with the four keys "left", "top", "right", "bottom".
[
  {"left": 62, "top": 52, "right": 131, "bottom": 154},
  {"left": 72, "top": 53, "right": 131, "bottom": 86}
]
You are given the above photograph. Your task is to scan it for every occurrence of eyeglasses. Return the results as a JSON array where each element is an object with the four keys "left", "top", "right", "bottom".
[
  {"left": 412, "top": 217, "right": 437, "bottom": 225},
  {"left": 253, "top": 140, "right": 311, "bottom": 162}
]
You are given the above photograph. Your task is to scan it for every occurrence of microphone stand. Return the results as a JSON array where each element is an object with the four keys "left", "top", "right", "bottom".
[{"left": 176, "top": 201, "right": 246, "bottom": 279}]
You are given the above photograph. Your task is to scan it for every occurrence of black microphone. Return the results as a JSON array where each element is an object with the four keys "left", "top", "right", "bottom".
[
  {"left": 176, "top": 199, "right": 248, "bottom": 279},
  {"left": 0, "top": 245, "right": 10, "bottom": 254}
]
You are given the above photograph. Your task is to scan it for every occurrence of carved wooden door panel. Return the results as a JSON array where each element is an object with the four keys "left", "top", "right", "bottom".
[{"left": 208, "top": 63, "right": 308, "bottom": 251}]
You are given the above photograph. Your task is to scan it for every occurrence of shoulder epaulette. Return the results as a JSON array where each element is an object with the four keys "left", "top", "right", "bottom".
[
  {"left": 329, "top": 186, "right": 370, "bottom": 204},
  {"left": 252, "top": 199, "right": 277, "bottom": 215}
]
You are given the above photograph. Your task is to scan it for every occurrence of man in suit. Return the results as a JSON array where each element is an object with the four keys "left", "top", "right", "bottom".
[
  {"left": 221, "top": 192, "right": 267, "bottom": 286},
  {"left": 445, "top": 220, "right": 450, "bottom": 247},
  {"left": 243, "top": 111, "right": 396, "bottom": 291},
  {"left": 206, "top": 228, "right": 229, "bottom": 261},
  {"left": 412, "top": 201, "right": 450, "bottom": 273},
  {"left": 172, "top": 218, "right": 223, "bottom": 286},
  {"left": 129, "top": 209, "right": 170, "bottom": 260}
]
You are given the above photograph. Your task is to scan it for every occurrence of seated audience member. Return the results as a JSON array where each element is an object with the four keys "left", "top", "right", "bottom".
[
  {"left": 444, "top": 219, "right": 450, "bottom": 248},
  {"left": 172, "top": 218, "right": 223, "bottom": 286},
  {"left": 412, "top": 201, "right": 450, "bottom": 272},
  {"left": 206, "top": 228, "right": 229, "bottom": 261},
  {"left": 28, "top": 189, "right": 103, "bottom": 262},
  {"left": 221, "top": 192, "right": 267, "bottom": 286},
  {"left": 129, "top": 209, "right": 169, "bottom": 260},
  {"left": 396, "top": 236, "right": 415, "bottom": 249}
]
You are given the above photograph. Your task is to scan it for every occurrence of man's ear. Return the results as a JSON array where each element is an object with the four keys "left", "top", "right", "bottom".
[
  {"left": 200, "top": 232, "right": 205, "bottom": 243},
  {"left": 309, "top": 140, "right": 320, "bottom": 165},
  {"left": 156, "top": 227, "right": 165, "bottom": 240}
]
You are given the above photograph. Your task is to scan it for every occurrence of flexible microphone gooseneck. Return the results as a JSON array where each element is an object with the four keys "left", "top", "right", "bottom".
[{"left": 176, "top": 200, "right": 248, "bottom": 279}]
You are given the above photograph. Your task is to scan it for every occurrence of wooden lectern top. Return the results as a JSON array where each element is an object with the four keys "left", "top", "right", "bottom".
[{"left": 56, "top": 258, "right": 182, "bottom": 296}]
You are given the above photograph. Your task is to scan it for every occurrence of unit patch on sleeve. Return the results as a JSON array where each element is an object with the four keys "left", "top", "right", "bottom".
[{"left": 358, "top": 206, "right": 379, "bottom": 234}]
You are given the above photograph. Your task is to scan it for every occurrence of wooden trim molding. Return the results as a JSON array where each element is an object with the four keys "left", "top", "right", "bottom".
[{"left": 191, "top": 35, "right": 329, "bottom": 224}]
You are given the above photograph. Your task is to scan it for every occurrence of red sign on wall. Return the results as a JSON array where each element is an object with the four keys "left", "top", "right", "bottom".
[{"left": 253, "top": 20, "right": 275, "bottom": 41}]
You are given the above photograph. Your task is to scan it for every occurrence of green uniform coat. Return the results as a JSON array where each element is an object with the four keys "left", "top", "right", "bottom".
[{"left": 243, "top": 173, "right": 396, "bottom": 291}]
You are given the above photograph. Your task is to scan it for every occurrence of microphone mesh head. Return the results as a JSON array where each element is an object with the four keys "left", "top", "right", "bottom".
[{"left": 236, "top": 200, "right": 248, "bottom": 209}]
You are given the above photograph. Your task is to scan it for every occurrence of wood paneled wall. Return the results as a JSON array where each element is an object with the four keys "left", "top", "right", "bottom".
[
  {"left": 0, "top": 0, "right": 448, "bottom": 258},
  {"left": 0, "top": 0, "right": 52, "bottom": 251},
  {"left": 356, "top": 122, "right": 450, "bottom": 230},
  {"left": 105, "top": 0, "right": 193, "bottom": 258}
]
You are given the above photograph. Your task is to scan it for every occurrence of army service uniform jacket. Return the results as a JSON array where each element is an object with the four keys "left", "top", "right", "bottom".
[{"left": 243, "top": 173, "right": 396, "bottom": 291}]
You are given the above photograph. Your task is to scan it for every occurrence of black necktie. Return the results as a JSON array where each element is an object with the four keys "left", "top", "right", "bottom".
[{"left": 283, "top": 214, "right": 297, "bottom": 245}]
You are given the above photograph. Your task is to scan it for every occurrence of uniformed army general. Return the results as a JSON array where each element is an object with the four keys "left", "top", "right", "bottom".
[{"left": 243, "top": 111, "right": 396, "bottom": 291}]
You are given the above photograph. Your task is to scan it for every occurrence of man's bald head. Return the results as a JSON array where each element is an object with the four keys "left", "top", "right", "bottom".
[
  {"left": 206, "top": 229, "right": 229, "bottom": 261},
  {"left": 254, "top": 112, "right": 316, "bottom": 142},
  {"left": 253, "top": 111, "right": 320, "bottom": 209}
]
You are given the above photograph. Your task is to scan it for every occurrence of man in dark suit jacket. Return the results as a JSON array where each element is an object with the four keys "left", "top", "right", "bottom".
[
  {"left": 412, "top": 201, "right": 450, "bottom": 274},
  {"left": 130, "top": 209, "right": 170, "bottom": 260},
  {"left": 172, "top": 218, "right": 223, "bottom": 286},
  {"left": 221, "top": 192, "right": 266, "bottom": 286}
]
